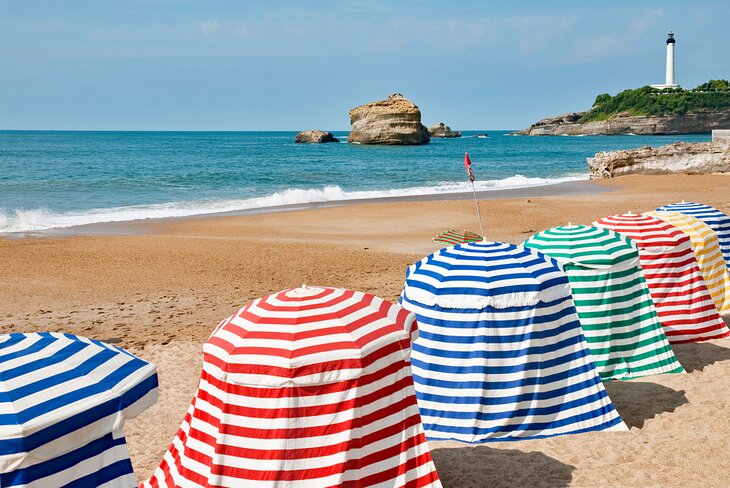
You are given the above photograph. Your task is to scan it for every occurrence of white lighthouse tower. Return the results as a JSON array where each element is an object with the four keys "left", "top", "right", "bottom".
[{"left": 651, "top": 32, "right": 680, "bottom": 89}]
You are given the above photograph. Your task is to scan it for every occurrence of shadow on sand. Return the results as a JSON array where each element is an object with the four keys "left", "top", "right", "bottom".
[
  {"left": 604, "top": 380, "right": 688, "bottom": 429},
  {"left": 670, "top": 339, "right": 730, "bottom": 373},
  {"left": 431, "top": 445, "right": 574, "bottom": 488}
]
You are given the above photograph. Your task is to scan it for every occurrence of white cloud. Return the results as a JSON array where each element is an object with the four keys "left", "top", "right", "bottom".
[
  {"left": 573, "top": 35, "right": 619, "bottom": 62},
  {"left": 200, "top": 21, "right": 220, "bottom": 36},
  {"left": 232, "top": 24, "right": 248, "bottom": 38},
  {"left": 200, "top": 21, "right": 249, "bottom": 38}
]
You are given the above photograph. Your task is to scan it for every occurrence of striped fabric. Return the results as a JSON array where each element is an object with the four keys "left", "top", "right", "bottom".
[
  {"left": 524, "top": 225, "right": 684, "bottom": 381},
  {"left": 433, "top": 229, "right": 483, "bottom": 245},
  {"left": 143, "top": 286, "right": 442, "bottom": 488},
  {"left": 646, "top": 211, "right": 730, "bottom": 314},
  {"left": 0, "top": 332, "right": 159, "bottom": 488},
  {"left": 399, "top": 241, "right": 627, "bottom": 443},
  {"left": 656, "top": 201, "right": 730, "bottom": 270},
  {"left": 593, "top": 213, "right": 729, "bottom": 343}
]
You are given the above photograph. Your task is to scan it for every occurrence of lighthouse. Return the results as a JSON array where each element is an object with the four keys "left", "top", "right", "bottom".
[{"left": 651, "top": 32, "right": 680, "bottom": 89}]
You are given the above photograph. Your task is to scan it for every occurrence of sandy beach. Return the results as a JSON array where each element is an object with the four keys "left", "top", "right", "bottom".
[{"left": 2, "top": 174, "right": 730, "bottom": 487}]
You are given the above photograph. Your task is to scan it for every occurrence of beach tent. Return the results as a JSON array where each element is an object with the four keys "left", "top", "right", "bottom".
[
  {"left": 646, "top": 210, "right": 730, "bottom": 314},
  {"left": 399, "top": 241, "right": 627, "bottom": 443},
  {"left": 143, "top": 286, "right": 442, "bottom": 488},
  {"left": 0, "top": 332, "right": 158, "bottom": 488},
  {"left": 524, "top": 225, "right": 684, "bottom": 381},
  {"left": 656, "top": 201, "right": 730, "bottom": 270},
  {"left": 593, "top": 213, "right": 729, "bottom": 343},
  {"left": 433, "top": 229, "right": 483, "bottom": 246}
]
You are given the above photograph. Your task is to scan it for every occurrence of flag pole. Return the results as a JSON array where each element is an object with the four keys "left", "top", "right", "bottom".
[
  {"left": 464, "top": 152, "right": 485, "bottom": 237},
  {"left": 471, "top": 179, "right": 485, "bottom": 237}
]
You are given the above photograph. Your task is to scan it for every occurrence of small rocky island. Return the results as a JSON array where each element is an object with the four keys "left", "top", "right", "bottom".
[
  {"left": 517, "top": 80, "right": 730, "bottom": 136},
  {"left": 348, "top": 94, "right": 430, "bottom": 145},
  {"left": 428, "top": 122, "right": 461, "bottom": 138},
  {"left": 294, "top": 130, "right": 339, "bottom": 143},
  {"left": 588, "top": 140, "right": 730, "bottom": 179}
]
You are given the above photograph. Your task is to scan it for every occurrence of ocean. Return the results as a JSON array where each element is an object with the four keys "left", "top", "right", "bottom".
[{"left": 0, "top": 130, "right": 711, "bottom": 234}]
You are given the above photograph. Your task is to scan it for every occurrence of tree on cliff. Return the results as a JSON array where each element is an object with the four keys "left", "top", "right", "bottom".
[{"left": 580, "top": 80, "right": 730, "bottom": 122}]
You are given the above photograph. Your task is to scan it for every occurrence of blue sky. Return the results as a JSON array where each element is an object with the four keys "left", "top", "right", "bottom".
[{"left": 0, "top": 1, "right": 727, "bottom": 130}]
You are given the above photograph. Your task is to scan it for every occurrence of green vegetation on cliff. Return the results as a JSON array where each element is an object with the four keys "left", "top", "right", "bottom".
[{"left": 579, "top": 80, "right": 730, "bottom": 122}]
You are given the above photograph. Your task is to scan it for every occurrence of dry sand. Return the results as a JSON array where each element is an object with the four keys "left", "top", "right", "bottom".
[{"left": 2, "top": 174, "right": 730, "bottom": 487}]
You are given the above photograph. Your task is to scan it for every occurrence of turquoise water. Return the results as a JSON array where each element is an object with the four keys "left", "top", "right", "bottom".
[{"left": 0, "top": 130, "right": 711, "bottom": 233}]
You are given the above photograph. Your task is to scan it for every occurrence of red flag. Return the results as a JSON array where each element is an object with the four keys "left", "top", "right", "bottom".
[{"left": 464, "top": 152, "right": 475, "bottom": 183}]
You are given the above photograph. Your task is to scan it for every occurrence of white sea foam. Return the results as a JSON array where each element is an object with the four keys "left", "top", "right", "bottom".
[{"left": 0, "top": 174, "right": 586, "bottom": 234}]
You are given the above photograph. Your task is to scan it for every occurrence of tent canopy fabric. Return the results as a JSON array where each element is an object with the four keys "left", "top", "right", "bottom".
[
  {"left": 203, "top": 286, "right": 415, "bottom": 387},
  {"left": 432, "top": 229, "right": 483, "bottom": 246},
  {"left": 522, "top": 225, "right": 638, "bottom": 269},
  {"left": 144, "top": 286, "right": 442, "bottom": 488},
  {"left": 0, "top": 332, "right": 158, "bottom": 487},
  {"left": 402, "top": 240, "right": 572, "bottom": 310},
  {"left": 647, "top": 211, "right": 730, "bottom": 314},
  {"left": 400, "top": 241, "right": 627, "bottom": 443},
  {"left": 656, "top": 201, "right": 730, "bottom": 269},
  {"left": 593, "top": 213, "right": 729, "bottom": 343},
  {"left": 524, "top": 225, "right": 684, "bottom": 381}
]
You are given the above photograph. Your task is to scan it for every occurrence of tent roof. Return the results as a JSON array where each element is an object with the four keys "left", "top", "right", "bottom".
[
  {"left": 657, "top": 202, "right": 730, "bottom": 227},
  {"left": 433, "top": 229, "right": 483, "bottom": 246},
  {"left": 203, "top": 286, "right": 415, "bottom": 387},
  {"left": 401, "top": 241, "right": 571, "bottom": 310},
  {"left": 0, "top": 332, "right": 157, "bottom": 473},
  {"left": 645, "top": 211, "right": 718, "bottom": 248},
  {"left": 592, "top": 213, "right": 689, "bottom": 249},
  {"left": 524, "top": 225, "right": 638, "bottom": 270}
]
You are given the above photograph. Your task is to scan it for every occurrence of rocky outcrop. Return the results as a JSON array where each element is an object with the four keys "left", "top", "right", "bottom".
[
  {"left": 516, "top": 111, "right": 730, "bottom": 136},
  {"left": 348, "top": 94, "right": 430, "bottom": 145},
  {"left": 588, "top": 141, "right": 730, "bottom": 179},
  {"left": 428, "top": 122, "right": 461, "bottom": 138},
  {"left": 294, "top": 130, "right": 339, "bottom": 143},
  {"left": 515, "top": 112, "right": 585, "bottom": 135}
]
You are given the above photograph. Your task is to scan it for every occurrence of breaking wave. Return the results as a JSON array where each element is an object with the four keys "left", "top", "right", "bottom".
[{"left": 0, "top": 174, "right": 586, "bottom": 234}]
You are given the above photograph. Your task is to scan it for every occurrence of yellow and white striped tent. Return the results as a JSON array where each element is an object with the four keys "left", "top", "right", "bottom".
[{"left": 646, "top": 210, "right": 730, "bottom": 315}]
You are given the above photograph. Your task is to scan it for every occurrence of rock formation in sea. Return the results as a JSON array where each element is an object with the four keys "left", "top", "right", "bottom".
[
  {"left": 348, "top": 94, "right": 430, "bottom": 145},
  {"left": 428, "top": 122, "right": 461, "bottom": 138},
  {"left": 516, "top": 111, "right": 730, "bottom": 136},
  {"left": 294, "top": 130, "right": 339, "bottom": 143},
  {"left": 588, "top": 141, "right": 730, "bottom": 179}
]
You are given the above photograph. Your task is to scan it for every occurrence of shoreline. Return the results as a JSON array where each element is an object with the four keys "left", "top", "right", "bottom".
[{"left": 4, "top": 178, "right": 603, "bottom": 239}]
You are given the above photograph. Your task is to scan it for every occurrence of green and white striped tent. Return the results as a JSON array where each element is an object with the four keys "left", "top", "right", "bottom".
[{"left": 524, "top": 225, "right": 684, "bottom": 381}]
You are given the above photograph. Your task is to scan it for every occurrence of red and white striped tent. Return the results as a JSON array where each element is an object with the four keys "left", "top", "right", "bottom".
[
  {"left": 593, "top": 213, "right": 729, "bottom": 343},
  {"left": 143, "top": 286, "right": 441, "bottom": 488}
]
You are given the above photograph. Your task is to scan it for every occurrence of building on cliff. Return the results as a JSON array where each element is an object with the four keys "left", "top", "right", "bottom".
[{"left": 650, "top": 32, "right": 680, "bottom": 90}]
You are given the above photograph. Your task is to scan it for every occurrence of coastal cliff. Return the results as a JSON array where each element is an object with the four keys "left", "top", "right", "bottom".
[
  {"left": 517, "top": 111, "right": 730, "bottom": 136},
  {"left": 588, "top": 141, "right": 730, "bottom": 179},
  {"left": 517, "top": 81, "right": 730, "bottom": 136},
  {"left": 348, "top": 94, "right": 430, "bottom": 145}
]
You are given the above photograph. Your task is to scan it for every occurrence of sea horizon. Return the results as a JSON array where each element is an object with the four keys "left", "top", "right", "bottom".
[{"left": 1, "top": 129, "right": 513, "bottom": 133}]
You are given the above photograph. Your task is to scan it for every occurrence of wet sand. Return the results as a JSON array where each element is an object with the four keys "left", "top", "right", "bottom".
[{"left": 2, "top": 174, "right": 729, "bottom": 487}]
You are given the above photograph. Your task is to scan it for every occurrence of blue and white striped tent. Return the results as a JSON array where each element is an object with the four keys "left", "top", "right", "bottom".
[
  {"left": 0, "top": 332, "right": 158, "bottom": 487},
  {"left": 656, "top": 201, "right": 730, "bottom": 270},
  {"left": 399, "top": 241, "right": 627, "bottom": 443}
]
